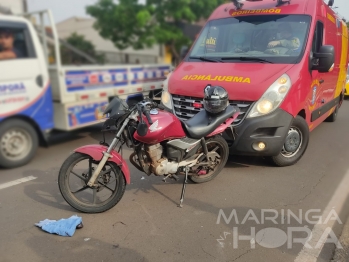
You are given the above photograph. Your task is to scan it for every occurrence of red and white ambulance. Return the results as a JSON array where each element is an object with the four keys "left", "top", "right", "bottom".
[{"left": 161, "top": 0, "right": 349, "bottom": 166}]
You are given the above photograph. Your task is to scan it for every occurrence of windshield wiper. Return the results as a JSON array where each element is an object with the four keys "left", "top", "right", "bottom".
[
  {"left": 221, "top": 57, "right": 273, "bottom": 64},
  {"left": 189, "top": 56, "right": 224, "bottom": 63}
]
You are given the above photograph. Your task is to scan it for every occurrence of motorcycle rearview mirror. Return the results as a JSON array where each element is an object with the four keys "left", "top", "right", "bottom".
[
  {"left": 137, "top": 122, "right": 148, "bottom": 137},
  {"left": 104, "top": 97, "right": 129, "bottom": 116}
]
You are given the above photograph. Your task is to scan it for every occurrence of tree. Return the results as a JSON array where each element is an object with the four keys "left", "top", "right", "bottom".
[
  {"left": 86, "top": 0, "right": 227, "bottom": 65},
  {"left": 61, "top": 32, "right": 105, "bottom": 65}
]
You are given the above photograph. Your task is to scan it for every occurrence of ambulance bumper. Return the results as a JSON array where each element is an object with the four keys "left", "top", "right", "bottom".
[{"left": 229, "top": 108, "right": 293, "bottom": 156}]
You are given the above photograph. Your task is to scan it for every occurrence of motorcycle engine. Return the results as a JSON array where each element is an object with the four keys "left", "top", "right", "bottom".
[{"left": 145, "top": 144, "right": 179, "bottom": 176}]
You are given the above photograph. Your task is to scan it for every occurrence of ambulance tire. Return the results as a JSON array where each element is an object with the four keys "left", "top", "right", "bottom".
[
  {"left": 270, "top": 116, "right": 309, "bottom": 167},
  {"left": 0, "top": 119, "right": 38, "bottom": 169},
  {"left": 325, "top": 105, "right": 338, "bottom": 123}
]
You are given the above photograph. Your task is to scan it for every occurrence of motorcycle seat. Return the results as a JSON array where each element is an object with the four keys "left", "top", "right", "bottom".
[{"left": 181, "top": 105, "right": 238, "bottom": 139}]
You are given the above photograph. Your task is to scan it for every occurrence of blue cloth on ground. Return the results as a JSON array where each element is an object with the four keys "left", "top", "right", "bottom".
[{"left": 35, "top": 215, "right": 83, "bottom": 237}]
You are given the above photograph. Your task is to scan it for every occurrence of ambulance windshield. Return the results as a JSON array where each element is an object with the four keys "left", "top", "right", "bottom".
[{"left": 188, "top": 15, "right": 311, "bottom": 64}]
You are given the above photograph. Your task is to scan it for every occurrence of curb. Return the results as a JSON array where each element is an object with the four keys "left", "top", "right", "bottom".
[{"left": 331, "top": 216, "right": 349, "bottom": 262}]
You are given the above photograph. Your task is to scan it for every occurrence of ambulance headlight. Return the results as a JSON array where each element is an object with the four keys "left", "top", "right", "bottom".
[
  {"left": 161, "top": 91, "right": 173, "bottom": 110},
  {"left": 247, "top": 74, "right": 292, "bottom": 118},
  {"left": 160, "top": 72, "right": 173, "bottom": 111},
  {"left": 256, "top": 99, "right": 273, "bottom": 114}
]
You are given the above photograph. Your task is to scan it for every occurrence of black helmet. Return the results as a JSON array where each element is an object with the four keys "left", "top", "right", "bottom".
[{"left": 203, "top": 85, "right": 229, "bottom": 114}]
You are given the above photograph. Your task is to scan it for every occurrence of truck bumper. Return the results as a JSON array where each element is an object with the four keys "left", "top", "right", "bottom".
[{"left": 229, "top": 108, "right": 293, "bottom": 156}]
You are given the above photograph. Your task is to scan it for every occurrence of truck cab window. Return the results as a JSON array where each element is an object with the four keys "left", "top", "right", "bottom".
[{"left": 0, "top": 27, "right": 29, "bottom": 61}]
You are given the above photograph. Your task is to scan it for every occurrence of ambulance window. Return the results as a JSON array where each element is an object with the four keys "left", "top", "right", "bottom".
[
  {"left": 0, "top": 22, "right": 36, "bottom": 62},
  {"left": 188, "top": 15, "right": 311, "bottom": 64},
  {"left": 312, "top": 21, "right": 324, "bottom": 53}
]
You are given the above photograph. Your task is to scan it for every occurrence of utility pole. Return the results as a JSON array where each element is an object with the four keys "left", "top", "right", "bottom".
[{"left": 23, "top": 0, "right": 27, "bottom": 12}]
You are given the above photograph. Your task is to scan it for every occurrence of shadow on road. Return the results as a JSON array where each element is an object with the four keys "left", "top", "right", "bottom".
[
  {"left": 22, "top": 169, "right": 75, "bottom": 212},
  {"left": 47, "top": 123, "right": 104, "bottom": 146},
  {"left": 227, "top": 155, "right": 274, "bottom": 168}
]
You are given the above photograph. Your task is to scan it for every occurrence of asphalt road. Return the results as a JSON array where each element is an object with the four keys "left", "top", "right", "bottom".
[{"left": 2, "top": 102, "right": 349, "bottom": 262}]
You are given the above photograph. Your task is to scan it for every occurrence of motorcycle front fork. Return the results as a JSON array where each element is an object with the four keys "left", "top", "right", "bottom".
[{"left": 87, "top": 118, "right": 131, "bottom": 187}]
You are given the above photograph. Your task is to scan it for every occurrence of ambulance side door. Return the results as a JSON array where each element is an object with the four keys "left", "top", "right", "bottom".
[{"left": 309, "top": 20, "right": 326, "bottom": 119}]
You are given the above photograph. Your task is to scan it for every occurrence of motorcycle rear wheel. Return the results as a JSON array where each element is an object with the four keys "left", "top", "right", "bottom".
[
  {"left": 189, "top": 135, "right": 229, "bottom": 184},
  {"left": 58, "top": 152, "right": 126, "bottom": 213}
]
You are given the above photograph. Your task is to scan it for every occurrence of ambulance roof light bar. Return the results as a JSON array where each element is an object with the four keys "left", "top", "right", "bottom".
[
  {"left": 275, "top": 0, "right": 291, "bottom": 7},
  {"left": 231, "top": 0, "right": 244, "bottom": 10}
]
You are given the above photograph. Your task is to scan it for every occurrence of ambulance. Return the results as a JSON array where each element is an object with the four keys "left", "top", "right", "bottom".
[{"left": 161, "top": 0, "right": 349, "bottom": 166}]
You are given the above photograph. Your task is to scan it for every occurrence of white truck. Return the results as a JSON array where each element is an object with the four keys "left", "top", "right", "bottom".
[{"left": 0, "top": 10, "right": 171, "bottom": 168}]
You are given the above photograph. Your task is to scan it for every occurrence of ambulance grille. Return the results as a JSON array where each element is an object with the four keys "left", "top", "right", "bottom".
[{"left": 172, "top": 95, "right": 254, "bottom": 126}]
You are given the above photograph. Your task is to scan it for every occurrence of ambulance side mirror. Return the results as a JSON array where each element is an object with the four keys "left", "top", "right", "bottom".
[{"left": 312, "top": 45, "right": 335, "bottom": 73}]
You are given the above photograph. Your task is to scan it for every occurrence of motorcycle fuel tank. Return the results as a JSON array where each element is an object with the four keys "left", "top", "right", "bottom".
[{"left": 134, "top": 109, "right": 186, "bottom": 144}]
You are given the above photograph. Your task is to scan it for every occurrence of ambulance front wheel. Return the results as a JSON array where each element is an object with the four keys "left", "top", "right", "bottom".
[
  {"left": 270, "top": 116, "right": 309, "bottom": 167},
  {"left": 0, "top": 119, "right": 38, "bottom": 169}
]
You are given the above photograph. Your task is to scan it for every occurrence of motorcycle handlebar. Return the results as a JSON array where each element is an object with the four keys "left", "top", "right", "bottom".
[
  {"left": 130, "top": 100, "right": 158, "bottom": 125},
  {"left": 136, "top": 104, "right": 144, "bottom": 124},
  {"left": 143, "top": 108, "right": 153, "bottom": 125}
]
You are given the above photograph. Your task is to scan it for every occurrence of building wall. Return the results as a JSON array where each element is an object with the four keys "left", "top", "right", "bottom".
[
  {"left": 56, "top": 17, "right": 165, "bottom": 65},
  {"left": 0, "top": 0, "right": 25, "bottom": 14}
]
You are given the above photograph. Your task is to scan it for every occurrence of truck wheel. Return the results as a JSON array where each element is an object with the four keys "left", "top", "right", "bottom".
[
  {"left": 325, "top": 105, "right": 338, "bottom": 122},
  {"left": 270, "top": 116, "right": 309, "bottom": 167},
  {"left": 0, "top": 119, "right": 38, "bottom": 169}
]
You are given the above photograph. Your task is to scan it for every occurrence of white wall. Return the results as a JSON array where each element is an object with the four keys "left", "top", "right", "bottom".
[
  {"left": 56, "top": 17, "right": 162, "bottom": 64},
  {"left": 0, "top": 0, "right": 25, "bottom": 14}
]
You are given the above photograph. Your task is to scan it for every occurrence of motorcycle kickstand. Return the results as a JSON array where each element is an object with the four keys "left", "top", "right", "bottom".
[
  {"left": 162, "top": 174, "right": 171, "bottom": 183},
  {"left": 178, "top": 166, "right": 189, "bottom": 208}
]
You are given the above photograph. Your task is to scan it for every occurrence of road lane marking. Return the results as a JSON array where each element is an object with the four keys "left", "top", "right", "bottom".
[
  {"left": 0, "top": 176, "right": 37, "bottom": 190},
  {"left": 294, "top": 170, "right": 349, "bottom": 262}
]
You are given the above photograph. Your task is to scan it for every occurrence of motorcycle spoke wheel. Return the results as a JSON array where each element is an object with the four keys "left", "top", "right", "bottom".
[
  {"left": 68, "top": 160, "right": 118, "bottom": 205},
  {"left": 188, "top": 136, "right": 229, "bottom": 184},
  {"left": 71, "top": 186, "right": 89, "bottom": 194},
  {"left": 58, "top": 152, "right": 126, "bottom": 213},
  {"left": 70, "top": 170, "right": 88, "bottom": 182}
]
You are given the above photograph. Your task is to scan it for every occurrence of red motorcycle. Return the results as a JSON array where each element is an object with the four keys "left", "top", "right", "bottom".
[{"left": 58, "top": 86, "right": 240, "bottom": 213}]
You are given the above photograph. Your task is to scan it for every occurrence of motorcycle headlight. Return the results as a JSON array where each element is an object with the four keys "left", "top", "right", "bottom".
[
  {"left": 160, "top": 72, "right": 173, "bottom": 111},
  {"left": 247, "top": 74, "right": 292, "bottom": 118}
]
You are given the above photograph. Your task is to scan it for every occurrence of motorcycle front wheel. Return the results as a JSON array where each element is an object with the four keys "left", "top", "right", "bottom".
[
  {"left": 189, "top": 135, "right": 229, "bottom": 184},
  {"left": 58, "top": 152, "right": 126, "bottom": 213}
]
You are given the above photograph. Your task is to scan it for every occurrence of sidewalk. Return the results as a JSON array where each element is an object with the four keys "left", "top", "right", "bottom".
[{"left": 331, "top": 216, "right": 349, "bottom": 262}]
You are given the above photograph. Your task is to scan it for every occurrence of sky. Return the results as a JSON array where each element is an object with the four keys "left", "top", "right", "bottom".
[
  {"left": 27, "top": 0, "right": 349, "bottom": 24},
  {"left": 332, "top": 0, "right": 349, "bottom": 20}
]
